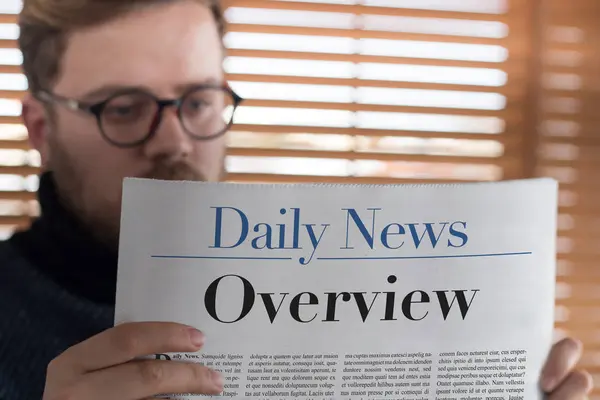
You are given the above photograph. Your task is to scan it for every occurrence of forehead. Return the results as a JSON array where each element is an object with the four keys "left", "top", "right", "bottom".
[{"left": 55, "top": 1, "right": 224, "bottom": 98}]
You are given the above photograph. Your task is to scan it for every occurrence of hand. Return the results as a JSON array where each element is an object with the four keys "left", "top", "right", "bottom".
[
  {"left": 541, "top": 337, "right": 593, "bottom": 399},
  {"left": 42, "top": 322, "right": 223, "bottom": 400}
]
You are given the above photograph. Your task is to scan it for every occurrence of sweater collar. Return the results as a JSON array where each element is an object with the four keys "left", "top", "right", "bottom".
[{"left": 9, "top": 171, "right": 118, "bottom": 305}]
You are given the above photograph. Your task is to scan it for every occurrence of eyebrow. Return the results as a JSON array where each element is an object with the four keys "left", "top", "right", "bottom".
[{"left": 79, "top": 78, "right": 223, "bottom": 101}]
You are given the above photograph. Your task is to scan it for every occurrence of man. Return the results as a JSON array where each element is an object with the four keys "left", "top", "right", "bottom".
[{"left": 0, "top": 0, "right": 592, "bottom": 399}]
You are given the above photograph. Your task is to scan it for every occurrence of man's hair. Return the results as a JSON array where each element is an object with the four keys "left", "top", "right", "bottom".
[{"left": 18, "top": 0, "right": 226, "bottom": 95}]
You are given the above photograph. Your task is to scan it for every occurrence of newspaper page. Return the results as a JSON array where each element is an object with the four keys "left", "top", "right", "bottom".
[{"left": 115, "top": 178, "right": 558, "bottom": 400}]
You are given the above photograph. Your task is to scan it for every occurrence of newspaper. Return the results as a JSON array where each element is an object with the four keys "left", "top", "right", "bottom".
[{"left": 115, "top": 178, "right": 558, "bottom": 400}]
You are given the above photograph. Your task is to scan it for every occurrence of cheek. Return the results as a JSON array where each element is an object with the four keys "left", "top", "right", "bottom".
[
  {"left": 54, "top": 117, "right": 140, "bottom": 190},
  {"left": 64, "top": 125, "right": 111, "bottom": 170}
]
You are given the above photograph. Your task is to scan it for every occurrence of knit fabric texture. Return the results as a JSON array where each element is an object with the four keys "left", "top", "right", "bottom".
[{"left": 0, "top": 240, "right": 114, "bottom": 399}]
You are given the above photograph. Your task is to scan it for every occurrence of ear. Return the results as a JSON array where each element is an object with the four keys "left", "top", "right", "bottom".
[{"left": 22, "top": 93, "right": 51, "bottom": 168}]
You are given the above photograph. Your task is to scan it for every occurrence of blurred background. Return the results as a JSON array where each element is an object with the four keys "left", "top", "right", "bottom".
[{"left": 0, "top": 0, "right": 599, "bottom": 395}]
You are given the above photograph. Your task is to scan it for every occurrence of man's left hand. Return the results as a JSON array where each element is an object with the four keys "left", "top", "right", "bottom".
[{"left": 541, "top": 337, "right": 593, "bottom": 399}]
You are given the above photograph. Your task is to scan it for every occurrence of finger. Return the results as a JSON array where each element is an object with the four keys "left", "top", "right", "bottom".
[
  {"left": 541, "top": 337, "right": 583, "bottom": 392},
  {"left": 67, "top": 359, "right": 224, "bottom": 400},
  {"left": 547, "top": 370, "right": 593, "bottom": 400},
  {"left": 57, "top": 322, "right": 205, "bottom": 374}
]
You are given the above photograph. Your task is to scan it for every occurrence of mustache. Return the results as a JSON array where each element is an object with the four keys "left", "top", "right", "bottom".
[{"left": 143, "top": 160, "right": 207, "bottom": 181}]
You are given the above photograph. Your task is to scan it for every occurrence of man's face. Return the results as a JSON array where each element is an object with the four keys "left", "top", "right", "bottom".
[{"left": 28, "top": 1, "right": 227, "bottom": 248}]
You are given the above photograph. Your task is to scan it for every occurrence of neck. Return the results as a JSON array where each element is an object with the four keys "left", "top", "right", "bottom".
[{"left": 9, "top": 172, "right": 118, "bottom": 305}]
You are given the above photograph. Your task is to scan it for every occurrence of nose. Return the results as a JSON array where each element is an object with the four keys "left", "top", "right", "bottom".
[{"left": 142, "top": 106, "right": 193, "bottom": 163}]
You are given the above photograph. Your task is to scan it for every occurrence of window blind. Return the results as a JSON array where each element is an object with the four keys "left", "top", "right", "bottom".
[
  {"left": 0, "top": 1, "right": 38, "bottom": 241},
  {"left": 533, "top": 0, "right": 600, "bottom": 391},
  {"left": 221, "top": 0, "right": 532, "bottom": 186}
]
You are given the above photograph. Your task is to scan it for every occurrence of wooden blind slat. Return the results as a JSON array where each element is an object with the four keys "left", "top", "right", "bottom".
[
  {"left": 225, "top": 49, "right": 525, "bottom": 72},
  {"left": 544, "top": 112, "right": 600, "bottom": 122},
  {"left": 0, "top": 140, "right": 31, "bottom": 150},
  {"left": 0, "top": 14, "right": 16, "bottom": 24},
  {"left": 0, "top": 116, "right": 22, "bottom": 124},
  {"left": 227, "top": 147, "right": 509, "bottom": 165},
  {"left": 222, "top": 0, "right": 513, "bottom": 22},
  {"left": 231, "top": 124, "right": 518, "bottom": 142},
  {"left": 0, "top": 166, "right": 38, "bottom": 175},
  {"left": 227, "top": 74, "right": 524, "bottom": 96},
  {"left": 227, "top": 23, "right": 510, "bottom": 46},
  {"left": 0, "top": 66, "right": 22, "bottom": 74},
  {"left": 0, "top": 216, "right": 31, "bottom": 227},
  {"left": 241, "top": 99, "right": 521, "bottom": 118},
  {"left": 559, "top": 251, "right": 600, "bottom": 262},
  {"left": 0, "top": 191, "right": 36, "bottom": 201},
  {"left": 542, "top": 136, "right": 600, "bottom": 146},
  {"left": 0, "top": 91, "right": 23, "bottom": 101},
  {"left": 0, "top": 86, "right": 524, "bottom": 104},
  {"left": 556, "top": 276, "right": 600, "bottom": 285},
  {"left": 226, "top": 173, "right": 486, "bottom": 184},
  {"left": 3, "top": 79, "right": 525, "bottom": 99},
  {"left": 543, "top": 160, "right": 600, "bottom": 168},
  {"left": 0, "top": 39, "right": 17, "bottom": 49}
]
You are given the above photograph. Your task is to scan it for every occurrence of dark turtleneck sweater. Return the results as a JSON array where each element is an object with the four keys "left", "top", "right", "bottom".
[{"left": 0, "top": 172, "right": 116, "bottom": 399}]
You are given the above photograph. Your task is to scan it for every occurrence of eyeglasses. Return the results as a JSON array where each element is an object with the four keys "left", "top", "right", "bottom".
[{"left": 35, "top": 84, "right": 244, "bottom": 148}]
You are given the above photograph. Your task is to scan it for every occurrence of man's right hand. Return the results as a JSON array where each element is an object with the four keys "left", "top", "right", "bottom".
[{"left": 42, "top": 322, "right": 224, "bottom": 400}]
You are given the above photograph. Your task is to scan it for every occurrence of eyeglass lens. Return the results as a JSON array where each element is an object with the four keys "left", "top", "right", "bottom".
[{"left": 99, "top": 88, "right": 235, "bottom": 144}]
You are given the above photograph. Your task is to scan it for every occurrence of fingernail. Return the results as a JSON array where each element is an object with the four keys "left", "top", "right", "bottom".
[
  {"left": 188, "top": 328, "right": 204, "bottom": 347},
  {"left": 212, "top": 370, "right": 224, "bottom": 390}
]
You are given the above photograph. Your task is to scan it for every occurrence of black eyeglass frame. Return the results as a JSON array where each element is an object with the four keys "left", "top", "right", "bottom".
[{"left": 35, "top": 84, "right": 244, "bottom": 148}]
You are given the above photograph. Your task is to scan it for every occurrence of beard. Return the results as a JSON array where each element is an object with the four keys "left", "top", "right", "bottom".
[{"left": 46, "top": 134, "right": 225, "bottom": 252}]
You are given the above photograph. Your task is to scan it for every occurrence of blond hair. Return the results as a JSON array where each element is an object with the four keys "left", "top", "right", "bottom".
[{"left": 18, "top": 0, "right": 226, "bottom": 94}]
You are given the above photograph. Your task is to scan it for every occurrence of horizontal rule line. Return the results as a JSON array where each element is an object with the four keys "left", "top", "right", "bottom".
[
  {"left": 318, "top": 252, "right": 533, "bottom": 261},
  {"left": 151, "top": 255, "right": 293, "bottom": 260},
  {"left": 151, "top": 252, "right": 532, "bottom": 261}
]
